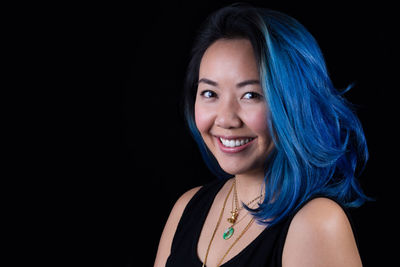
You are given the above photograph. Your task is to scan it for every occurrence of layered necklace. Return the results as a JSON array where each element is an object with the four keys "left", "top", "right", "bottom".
[
  {"left": 223, "top": 179, "right": 264, "bottom": 240},
  {"left": 202, "top": 178, "right": 264, "bottom": 267}
]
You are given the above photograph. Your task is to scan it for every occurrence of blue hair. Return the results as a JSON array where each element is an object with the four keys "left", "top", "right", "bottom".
[{"left": 183, "top": 4, "right": 370, "bottom": 225}]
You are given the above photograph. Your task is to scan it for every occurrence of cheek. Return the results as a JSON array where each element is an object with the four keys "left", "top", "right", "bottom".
[
  {"left": 244, "top": 107, "right": 270, "bottom": 138},
  {"left": 194, "top": 102, "right": 214, "bottom": 134}
]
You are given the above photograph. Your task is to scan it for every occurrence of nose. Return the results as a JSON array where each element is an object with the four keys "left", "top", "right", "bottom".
[{"left": 215, "top": 97, "right": 242, "bottom": 129}]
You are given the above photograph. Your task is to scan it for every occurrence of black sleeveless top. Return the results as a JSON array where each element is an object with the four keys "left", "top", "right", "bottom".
[{"left": 166, "top": 179, "right": 355, "bottom": 267}]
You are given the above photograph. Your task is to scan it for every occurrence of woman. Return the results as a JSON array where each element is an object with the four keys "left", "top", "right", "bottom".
[{"left": 155, "top": 3, "right": 369, "bottom": 267}]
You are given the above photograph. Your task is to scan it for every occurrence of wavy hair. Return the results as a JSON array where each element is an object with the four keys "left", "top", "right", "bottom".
[{"left": 183, "top": 3, "right": 370, "bottom": 225}]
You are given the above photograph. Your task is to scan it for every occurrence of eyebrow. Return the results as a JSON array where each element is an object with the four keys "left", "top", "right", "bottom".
[{"left": 197, "top": 78, "right": 260, "bottom": 88}]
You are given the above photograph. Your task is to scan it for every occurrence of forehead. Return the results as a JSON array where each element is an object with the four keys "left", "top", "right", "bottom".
[{"left": 199, "top": 38, "right": 259, "bottom": 82}]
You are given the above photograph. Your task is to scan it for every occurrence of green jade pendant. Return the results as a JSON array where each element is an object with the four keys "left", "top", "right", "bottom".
[{"left": 223, "top": 227, "right": 234, "bottom": 240}]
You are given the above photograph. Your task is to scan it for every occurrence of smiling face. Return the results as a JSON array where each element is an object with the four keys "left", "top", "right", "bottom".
[{"left": 194, "top": 38, "right": 274, "bottom": 176}]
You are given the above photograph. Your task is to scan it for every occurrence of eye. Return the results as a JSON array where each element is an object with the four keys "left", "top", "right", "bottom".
[
  {"left": 242, "top": 91, "right": 262, "bottom": 100},
  {"left": 200, "top": 90, "right": 217, "bottom": 98}
]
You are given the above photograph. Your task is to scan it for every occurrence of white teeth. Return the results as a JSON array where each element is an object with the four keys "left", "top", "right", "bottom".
[{"left": 219, "top": 137, "right": 254, "bottom": 148}]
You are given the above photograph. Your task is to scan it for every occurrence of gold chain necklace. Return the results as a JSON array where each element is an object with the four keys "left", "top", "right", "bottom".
[
  {"left": 228, "top": 194, "right": 263, "bottom": 230},
  {"left": 223, "top": 179, "right": 263, "bottom": 240},
  {"left": 202, "top": 180, "right": 256, "bottom": 267}
]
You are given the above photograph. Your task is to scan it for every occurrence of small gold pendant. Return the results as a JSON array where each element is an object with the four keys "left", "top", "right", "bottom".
[{"left": 227, "top": 211, "right": 238, "bottom": 224}]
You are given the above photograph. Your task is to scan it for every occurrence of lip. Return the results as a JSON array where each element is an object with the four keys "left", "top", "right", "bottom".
[{"left": 215, "top": 135, "right": 257, "bottom": 154}]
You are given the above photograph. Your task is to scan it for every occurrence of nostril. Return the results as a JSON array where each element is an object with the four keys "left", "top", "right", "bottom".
[{"left": 215, "top": 114, "right": 242, "bottom": 129}]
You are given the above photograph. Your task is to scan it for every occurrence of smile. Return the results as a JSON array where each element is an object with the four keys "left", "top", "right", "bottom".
[
  {"left": 219, "top": 137, "right": 255, "bottom": 147},
  {"left": 216, "top": 136, "right": 256, "bottom": 153}
]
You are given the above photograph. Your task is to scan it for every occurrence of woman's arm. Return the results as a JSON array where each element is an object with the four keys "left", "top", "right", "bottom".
[
  {"left": 153, "top": 186, "right": 202, "bottom": 267},
  {"left": 282, "top": 198, "right": 362, "bottom": 267}
]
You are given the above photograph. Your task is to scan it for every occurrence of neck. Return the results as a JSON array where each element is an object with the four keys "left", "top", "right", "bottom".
[{"left": 234, "top": 171, "right": 265, "bottom": 205}]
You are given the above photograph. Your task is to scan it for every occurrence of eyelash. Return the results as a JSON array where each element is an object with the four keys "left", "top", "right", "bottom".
[
  {"left": 199, "top": 90, "right": 262, "bottom": 100},
  {"left": 242, "top": 92, "right": 262, "bottom": 100},
  {"left": 200, "top": 90, "right": 217, "bottom": 98}
]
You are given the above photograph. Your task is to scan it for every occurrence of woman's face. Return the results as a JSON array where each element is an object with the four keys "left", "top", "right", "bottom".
[{"left": 195, "top": 38, "right": 274, "bottom": 176}]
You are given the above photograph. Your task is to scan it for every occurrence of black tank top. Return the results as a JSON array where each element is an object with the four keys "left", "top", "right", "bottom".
[{"left": 166, "top": 179, "right": 355, "bottom": 267}]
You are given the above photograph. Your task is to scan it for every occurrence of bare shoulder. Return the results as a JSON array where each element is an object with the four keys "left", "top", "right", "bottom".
[
  {"left": 173, "top": 186, "right": 203, "bottom": 215},
  {"left": 153, "top": 186, "right": 202, "bottom": 267},
  {"left": 282, "top": 197, "right": 362, "bottom": 267},
  {"left": 292, "top": 198, "right": 350, "bottom": 231}
]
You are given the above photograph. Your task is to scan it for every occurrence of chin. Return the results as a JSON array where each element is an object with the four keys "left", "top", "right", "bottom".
[{"left": 218, "top": 160, "right": 261, "bottom": 176}]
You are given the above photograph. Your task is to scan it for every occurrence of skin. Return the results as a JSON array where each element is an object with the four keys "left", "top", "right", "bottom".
[
  {"left": 154, "top": 38, "right": 362, "bottom": 267},
  {"left": 194, "top": 38, "right": 274, "bottom": 182}
]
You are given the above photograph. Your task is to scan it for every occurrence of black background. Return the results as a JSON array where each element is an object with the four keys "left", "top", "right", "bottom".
[{"left": 52, "top": 1, "right": 396, "bottom": 266}]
